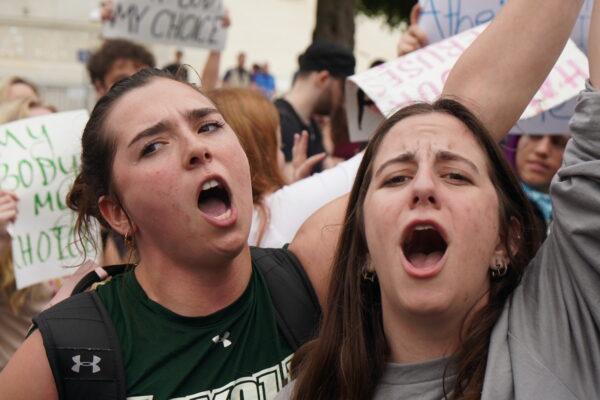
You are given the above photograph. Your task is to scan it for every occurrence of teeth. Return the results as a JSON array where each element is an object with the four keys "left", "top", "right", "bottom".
[
  {"left": 202, "top": 179, "right": 220, "bottom": 191},
  {"left": 414, "top": 224, "right": 434, "bottom": 231},
  {"left": 213, "top": 208, "right": 232, "bottom": 221}
]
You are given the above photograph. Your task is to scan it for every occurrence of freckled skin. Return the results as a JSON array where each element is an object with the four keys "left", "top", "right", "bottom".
[
  {"left": 105, "top": 78, "right": 253, "bottom": 268},
  {"left": 363, "top": 113, "right": 504, "bottom": 324}
]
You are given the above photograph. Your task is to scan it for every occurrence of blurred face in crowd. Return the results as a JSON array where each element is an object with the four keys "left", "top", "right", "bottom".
[
  {"left": 237, "top": 53, "right": 246, "bottom": 69},
  {"left": 362, "top": 113, "right": 506, "bottom": 325},
  {"left": 7, "top": 82, "right": 39, "bottom": 102},
  {"left": 515, "top": 134, "right": 568, "bottom": 193},
  {"left": 95, "top": 58, "right": 149, "bottom": 98},
  {"left": 99, "top": 78, "right": 253, "bottom": 266}
]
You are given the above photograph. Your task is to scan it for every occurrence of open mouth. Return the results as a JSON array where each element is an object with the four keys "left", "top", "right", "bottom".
[
  {"left": 197, "top": 178, "right": 232, "bottom": 219},
  {"left": 402, "top": 224, "right": 448, "bottom": 270}
]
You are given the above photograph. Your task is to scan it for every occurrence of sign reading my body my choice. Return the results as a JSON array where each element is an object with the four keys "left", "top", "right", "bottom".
[
  {"left": 0, "top": 111, "right": 94, "bottom": 289},
  {"left": 103, "top": 0, "right": 227, "bottom": 51}
]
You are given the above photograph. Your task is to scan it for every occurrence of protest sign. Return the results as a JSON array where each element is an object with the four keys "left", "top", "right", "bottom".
[
  {"left": 0, "top": 111, "right": 95, "bottom": 289},
  {"left": 510, "top": 98, "right": 577, "bottom": 135},
  {"left": 418, "top": 0, "right": 593, "bottom": 51},
  {"left": 416, "top": 0, "right": 592, "bottom": 136},
  {"left": 103, "top": 0, "right": 227, "bottom": 51},
  {"left": 346, "top": 24, "right": 588, "bottom": 142}
]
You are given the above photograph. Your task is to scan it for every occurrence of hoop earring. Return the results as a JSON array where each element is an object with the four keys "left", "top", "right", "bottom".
[
  {"left": 123, "top": 231, "right": 134, "bottom": 249},
  {"left": 490, "top": 259, "right": 508, "bottom": 279},
  {"left": 361, "top": 266, "right": 376, "bottom": 282}
]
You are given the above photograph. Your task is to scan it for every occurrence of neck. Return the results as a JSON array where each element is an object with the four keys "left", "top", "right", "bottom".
[
  {"left": 134, "top": 246, "right": 252, "bottom": 317},
  {"left": 284, "top": 82, "right": 317, "bottom": 124},
  {"left": 383, "top": 309, "right": 460, "bottom": 364},
  {"left": 382, "top": 294, "right": 489, "bottom": 364}
]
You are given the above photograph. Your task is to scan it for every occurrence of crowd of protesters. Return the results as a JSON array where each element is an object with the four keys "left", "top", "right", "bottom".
[{"left": 0, "top": 0, "right": 598, "bottom": 399}]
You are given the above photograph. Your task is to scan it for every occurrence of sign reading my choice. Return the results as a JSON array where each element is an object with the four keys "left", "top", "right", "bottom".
[
  {"left": 103, "top": 0, "right": 228, "bottom": 51},
  {"left": 0, "top": 110, "right": 95, "bottom": 289}
]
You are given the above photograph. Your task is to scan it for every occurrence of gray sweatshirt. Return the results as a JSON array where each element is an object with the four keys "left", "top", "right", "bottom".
[{"left": 275, "top": 83, "right": 600, "bottom": 400}]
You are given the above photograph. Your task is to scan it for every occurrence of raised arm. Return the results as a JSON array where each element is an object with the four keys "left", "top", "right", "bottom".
[
  {"left": 443, "top": 0, "right": 584, "bottom": 142},
  {"left": 201, "top": 51, "right": 221, "bottom": 91}
]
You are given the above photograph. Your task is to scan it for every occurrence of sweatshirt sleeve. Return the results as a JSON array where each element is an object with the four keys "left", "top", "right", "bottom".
[{"left": 507, "top": 81, "right": 600, "bottom": 399}]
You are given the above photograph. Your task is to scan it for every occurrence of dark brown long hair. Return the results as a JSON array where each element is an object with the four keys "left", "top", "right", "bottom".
[{"left": 291, "top": 100, "right": 540, "bottom": 400}]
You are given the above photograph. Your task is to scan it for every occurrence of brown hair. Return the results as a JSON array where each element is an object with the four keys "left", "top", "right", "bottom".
[
  {"left": 67, "top": 68, "right": 193, "bottom": 253},
  {"left": 291, "top": 100, "right": 540, "bottom": 400},
  {"left": 207, "top": 88, "right": 287, "bottom": 244},
  {"left": 86, "top": 39, "right": 156, "bottom": 86}
]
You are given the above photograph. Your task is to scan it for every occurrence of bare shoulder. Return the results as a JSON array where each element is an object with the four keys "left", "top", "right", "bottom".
[
  {"left": 288, "top": 194, "right": 348, "bottom": 308},
  {"left": 0, "top": 330, "right": 57, "bottom": 400}
]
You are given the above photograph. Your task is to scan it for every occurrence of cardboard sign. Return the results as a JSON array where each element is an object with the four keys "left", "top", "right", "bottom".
[
  {"left": 0, "top": 111, "right": 95, "bottom": 289},
  {"left": 418, "top": 0, "right": 593, "bottom": 51},
  {"left": 103, "top": 0, "right": 227, "bottom": 51},
  {"left": 346, "top": 24, "right": 589, "bottom": 142}
]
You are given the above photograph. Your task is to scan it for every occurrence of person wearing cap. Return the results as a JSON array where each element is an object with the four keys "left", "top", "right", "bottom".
[{"left": 274, "top": 42, "right": 356, "bottom": 173}]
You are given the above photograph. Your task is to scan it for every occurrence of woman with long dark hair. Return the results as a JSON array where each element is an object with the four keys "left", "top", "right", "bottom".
[
  {"left": 278, "top": 1, "right": 600, "bottom": 400},
  {"left": 0, "top": 0, "right": 587, "bottom": 398}
]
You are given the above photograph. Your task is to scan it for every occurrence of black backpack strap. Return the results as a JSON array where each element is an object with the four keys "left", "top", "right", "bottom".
[
  {"left": 32, "top": 291, "right": 126, "bottom": 400},
  {"left": 251, "top": 246, "right": 322, "bottom": 350}
]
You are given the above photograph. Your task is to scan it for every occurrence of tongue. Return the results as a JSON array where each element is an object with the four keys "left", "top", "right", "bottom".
[
  {"left": 198, "top": 197, "right": 228, "bottom": 217},
  {"left": 407, "top": 251, "right": 444, "bottom": 269}
]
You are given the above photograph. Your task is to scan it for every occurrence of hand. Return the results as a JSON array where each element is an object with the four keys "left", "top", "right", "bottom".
[
  {"left": 0, "top": 190, "right": 18, "bottom": 237},
  {"left": 396, "top": 5, "right": 428, "bottom": 57},
  {"left": 290, "top": 131, "right": 327, "bottom": 182}
]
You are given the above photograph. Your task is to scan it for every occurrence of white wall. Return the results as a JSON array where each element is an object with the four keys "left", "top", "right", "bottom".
[{"left": 0, "top": 0, "right": 402, "bottom": 108}]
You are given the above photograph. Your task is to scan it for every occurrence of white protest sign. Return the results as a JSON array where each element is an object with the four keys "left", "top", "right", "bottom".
[
  {"left": 418, "top": 0, "right": 593, "bottom": 51},
  {"left": 0, "top": 111, "right": 95, "bottom": 289},
  {"left": 103, "top": 0, "right": 227, "bottom": 51},
  {"left": 346, "top": 24, "right": 588, "bottom": 142}
]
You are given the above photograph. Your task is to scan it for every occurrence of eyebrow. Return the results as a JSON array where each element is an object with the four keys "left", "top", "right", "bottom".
[
  {"left": 435, "top": 150, "right": 480, "bottom": 174},
  {"left": 374, "top": 150, "right": 480, "bottom": 177},
  {"left": 127, "top": 107, "right": 219, "bottom": 148},
  {"left": 374, "top": 152, "right": 416, "bottom": 177}
]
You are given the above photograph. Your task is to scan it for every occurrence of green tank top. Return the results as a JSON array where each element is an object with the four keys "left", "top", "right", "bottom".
[{"left": 95, "top": 261, "right": 294, "bottom": 400}]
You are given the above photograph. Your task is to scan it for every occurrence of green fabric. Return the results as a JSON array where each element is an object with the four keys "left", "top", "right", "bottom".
[{"left": 96, "top": 263, "right": 293, "bottom": 400}]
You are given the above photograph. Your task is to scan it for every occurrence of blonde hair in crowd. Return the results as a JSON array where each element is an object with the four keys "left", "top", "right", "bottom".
[{"left": 0, "top": 248, "right": 35, "bottom": 313}]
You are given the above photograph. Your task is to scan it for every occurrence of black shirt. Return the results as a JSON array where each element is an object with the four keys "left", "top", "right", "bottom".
[{"left": 274, "top": 98, "right": 325, "bottom": 172}]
